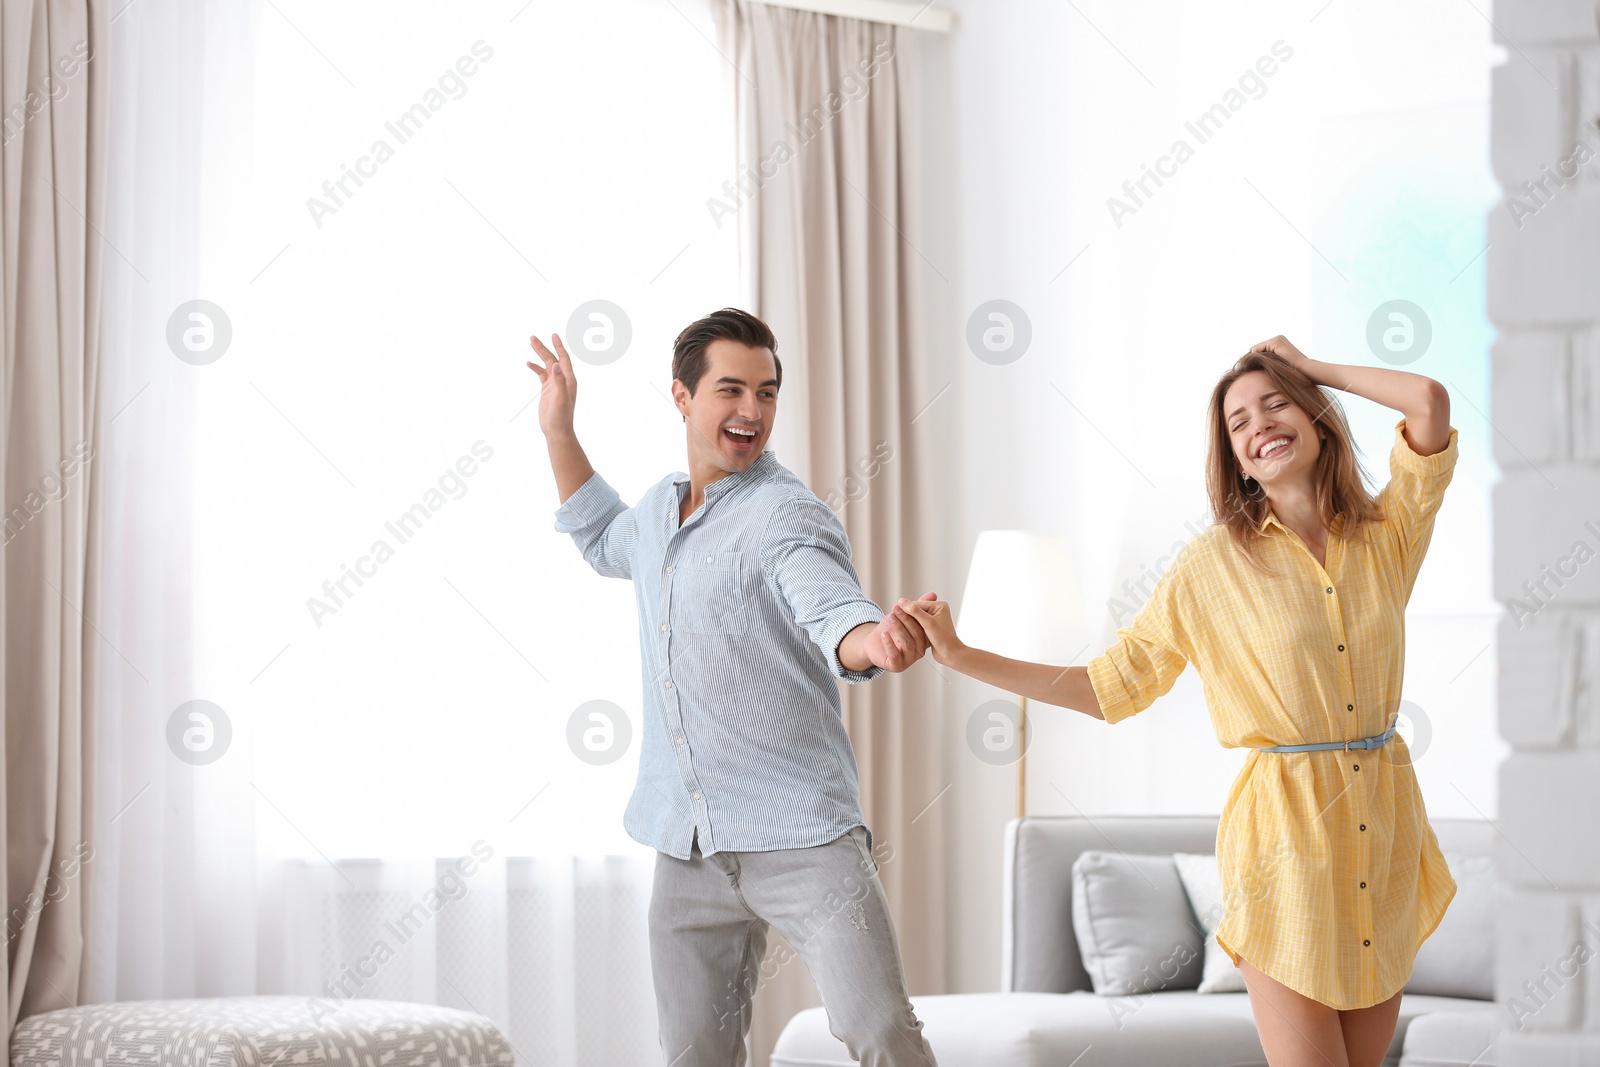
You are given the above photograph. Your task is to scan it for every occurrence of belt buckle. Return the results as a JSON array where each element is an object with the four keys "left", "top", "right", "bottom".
[{"left": 1344, "top": 739, "right": 1354, "bottom": 752}]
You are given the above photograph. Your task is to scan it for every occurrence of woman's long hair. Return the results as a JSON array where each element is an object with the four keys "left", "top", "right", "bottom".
[{"left": 1205, "top": 351, "right": 1383, "bottom": 572}]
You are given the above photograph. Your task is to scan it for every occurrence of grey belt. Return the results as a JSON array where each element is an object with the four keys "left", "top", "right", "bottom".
[{"left": 1255, "top": 724, "right": 1398, "bottom": 753}]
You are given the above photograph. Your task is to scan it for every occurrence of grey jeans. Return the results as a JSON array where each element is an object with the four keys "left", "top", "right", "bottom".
[{"left": 648, "top": 825, "right": 937, "bottom": 1067}]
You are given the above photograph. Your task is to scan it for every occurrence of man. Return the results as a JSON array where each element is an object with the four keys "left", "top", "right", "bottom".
[{"left": 527, "top": 307, "right": 938, "bottom": 1067}]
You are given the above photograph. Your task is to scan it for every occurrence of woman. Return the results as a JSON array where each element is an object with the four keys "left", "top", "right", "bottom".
[{"left": 898, "top": 336, "right": 1458, "bottom": 1067}]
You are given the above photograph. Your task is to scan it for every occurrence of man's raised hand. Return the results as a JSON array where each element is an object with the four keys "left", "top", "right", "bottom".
[
  {"left": 527, "top": 333, "right": 598, "bottom": 504},
  {"left": 527, "top": 333, "right": 578, "bottom": 440}
]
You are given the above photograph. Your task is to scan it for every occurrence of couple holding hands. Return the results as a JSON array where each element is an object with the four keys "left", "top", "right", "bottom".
[{"left": 528, "top": 306, "right": 1458, "bottom": 1067}]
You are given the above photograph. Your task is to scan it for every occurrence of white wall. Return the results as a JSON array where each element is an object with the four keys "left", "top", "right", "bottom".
[
  {"left": 1486, "top": 0, "right": 1600, "bottom": 1058},
  {"left": 908, "top": 0, "right": 1509, "bottom": 993}
]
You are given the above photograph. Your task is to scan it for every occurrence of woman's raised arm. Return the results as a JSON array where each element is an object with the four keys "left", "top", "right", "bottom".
[{"left": 1250, "top": 335, "right": 1451, "bottom": 456}]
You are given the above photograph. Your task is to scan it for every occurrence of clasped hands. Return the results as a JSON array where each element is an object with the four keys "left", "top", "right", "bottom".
[{"left": 856, "top": 592, "right": 963, "bottom": 673}]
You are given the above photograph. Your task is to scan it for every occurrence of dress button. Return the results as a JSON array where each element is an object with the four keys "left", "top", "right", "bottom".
[
  {"left": 1338, "top": 644, "right": 1345, "bottom": 652},
  {"left": 1360, "top": 881, "right": 1367, "bottom": 888},
  {"left": 1363, "top": 939, "right": 1371, "bottom": 947},
  {"left": 1348, "top": 704, "right": 1354, "bottom": 711},
  {"left": 1326, "top": 587, "right": 1333, "bottom": 594},
  {"left": 1359, "top": 823, "right": 1366, "bottom": 831},
  {"left": 1353, "top": 764, "right": 1360, "bottom": 771}
]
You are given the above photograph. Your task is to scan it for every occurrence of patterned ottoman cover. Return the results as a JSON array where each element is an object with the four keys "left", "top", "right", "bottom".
[{"left": 9, "top": 995, "right": 516, "bottom": 1067}]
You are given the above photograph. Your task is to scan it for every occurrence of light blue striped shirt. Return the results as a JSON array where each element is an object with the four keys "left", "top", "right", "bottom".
[{"left": 553, "top": 449, "right": 885, "bottom": 858}]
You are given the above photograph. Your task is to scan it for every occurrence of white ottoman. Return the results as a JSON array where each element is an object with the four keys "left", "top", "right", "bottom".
[{"left": 9, "top": 995, "right": 515, "bottom": 1067}]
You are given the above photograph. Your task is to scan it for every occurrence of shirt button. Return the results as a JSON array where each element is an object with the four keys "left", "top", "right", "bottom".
[
  {"left": 665, "top": 565, "right": 675, "bottom": 574},
  {"left": 692, "top": 791, "right": 702, "bottom": 800},
  {"left": 661, "top": 623, "right": 669, "bottom": 632},
  {"left": 705, "top": 554, "right": 714, "bottom": 563},
  {"left": 665, "top": 681, "right": 673, "bottom": 689},
  {"left": 676, "top": 737, "right": 685, "bottom": 745}
]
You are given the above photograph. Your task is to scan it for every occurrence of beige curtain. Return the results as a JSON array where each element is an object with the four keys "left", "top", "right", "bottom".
[
  {"left": 1, "top": 0, "right": 108, "bottom": 1031},
  {"left": 711, "top": 4, "right": 947, "bottom": 1064}
]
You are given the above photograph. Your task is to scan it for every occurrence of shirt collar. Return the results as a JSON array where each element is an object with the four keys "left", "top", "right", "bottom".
[
  {"left": 1257, "top": 508, "right": 1346, "bottom": 537},
  {"left": 672, "top": 449, "right": 778, "bottom": 497}
]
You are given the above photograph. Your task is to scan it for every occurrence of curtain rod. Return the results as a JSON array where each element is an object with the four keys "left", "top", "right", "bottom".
[{"left": 743, "top": 0, "right": 956, "bottom": 32}]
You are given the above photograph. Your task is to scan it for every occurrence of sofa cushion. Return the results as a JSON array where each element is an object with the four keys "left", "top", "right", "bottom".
[
  {"left": 1404, "top": 852, "right": 1496, "bottom": 1000},
  {"left": 9, "top": 995, "right": 515, "bottom": 1067},
  {"left": 1174, "top": 851, "right": 1248, "bottom": 993},
  {"left": 1071, "top": 851, "right": 1203, "bottom": 994},
  {"left": 1398, "top": 1007, "right": 1500, "bottom": 1067},
  {"left": 773, "top": 991, "right": 1493, "bottom": 1067}
]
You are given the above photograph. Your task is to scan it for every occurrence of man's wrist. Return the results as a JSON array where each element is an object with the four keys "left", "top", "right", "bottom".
[{"left": 837, "top": 621, "right": 879, "bottom": 674}]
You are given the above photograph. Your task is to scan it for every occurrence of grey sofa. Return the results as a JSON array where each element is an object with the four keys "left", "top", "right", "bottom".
[{"left": 774, "top": 815, "right": 1501, "bottom": 1067}]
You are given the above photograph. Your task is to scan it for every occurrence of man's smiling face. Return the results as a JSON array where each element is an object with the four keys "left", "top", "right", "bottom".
[{"left": 673, "top": 338, "right": 779, "bottom": 476}]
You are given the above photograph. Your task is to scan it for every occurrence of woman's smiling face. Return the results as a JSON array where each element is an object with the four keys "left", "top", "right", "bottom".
[{"left": 1224, "top": 369, "right": 1323, "bottom": 487}]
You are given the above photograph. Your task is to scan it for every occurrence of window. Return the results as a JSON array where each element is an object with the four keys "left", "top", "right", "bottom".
[{"left": 193, "top": 0, "right": 738, "bottom": 860}]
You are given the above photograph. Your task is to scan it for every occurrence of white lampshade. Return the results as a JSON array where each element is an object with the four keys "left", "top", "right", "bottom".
[{"left": 957, "top": 530, "right": 1089, "bottom": 665}]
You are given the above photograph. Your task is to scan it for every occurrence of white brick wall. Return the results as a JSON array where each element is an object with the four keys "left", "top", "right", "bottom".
[{"left": 1493, "top": 2, "right": 1600, "bottom": 1062}]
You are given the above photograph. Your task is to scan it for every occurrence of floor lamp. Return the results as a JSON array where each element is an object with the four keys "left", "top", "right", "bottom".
[{"left": 957, "top": 531, "right": 1089, "bottom": 820}]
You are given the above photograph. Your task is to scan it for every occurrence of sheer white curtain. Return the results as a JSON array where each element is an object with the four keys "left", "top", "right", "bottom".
[
  {"left": 89, "top": 0, "right": 256, "bottom": 1001},
  {"left": 91, "top": 2, "right": 736, "bottom": 1062},
  {"left": 268, "top": 855, "right": 655, "bottom": 1064}
]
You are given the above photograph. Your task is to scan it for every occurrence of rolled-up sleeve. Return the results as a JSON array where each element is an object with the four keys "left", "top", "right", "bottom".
[
  {"left": 1376, "top": 418, "right": 1459, "bottom": 596},
  {"left": 760, "top": 494, "right": 885, "bottom": 683},
  {"left": 1086, "top": 558, "right": 1191, "bottom": 725},
  {"left": 553, "top": 472, "right": 638, "bottom": 580}
]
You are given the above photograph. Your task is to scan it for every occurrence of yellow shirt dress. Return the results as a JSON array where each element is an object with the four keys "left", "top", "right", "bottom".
[{"left": 1086, "top": 419, "right": 1460, "bottom": 1010}]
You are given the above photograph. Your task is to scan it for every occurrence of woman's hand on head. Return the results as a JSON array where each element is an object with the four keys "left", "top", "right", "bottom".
[
  {"left": 896, "top": 597, "right": 963, "bottom": 666},
  {"left": 1249, "top": 335, "right": 1313, "bottom": 375}
]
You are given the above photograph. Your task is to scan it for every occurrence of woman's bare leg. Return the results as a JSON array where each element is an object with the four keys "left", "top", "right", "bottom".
[
  {"left": 1239, "top": 957, "right": 1350, "bottom": 1067},
  {"left": 1337, "top": 987, "right": 1404, "bottom": 1067}
]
